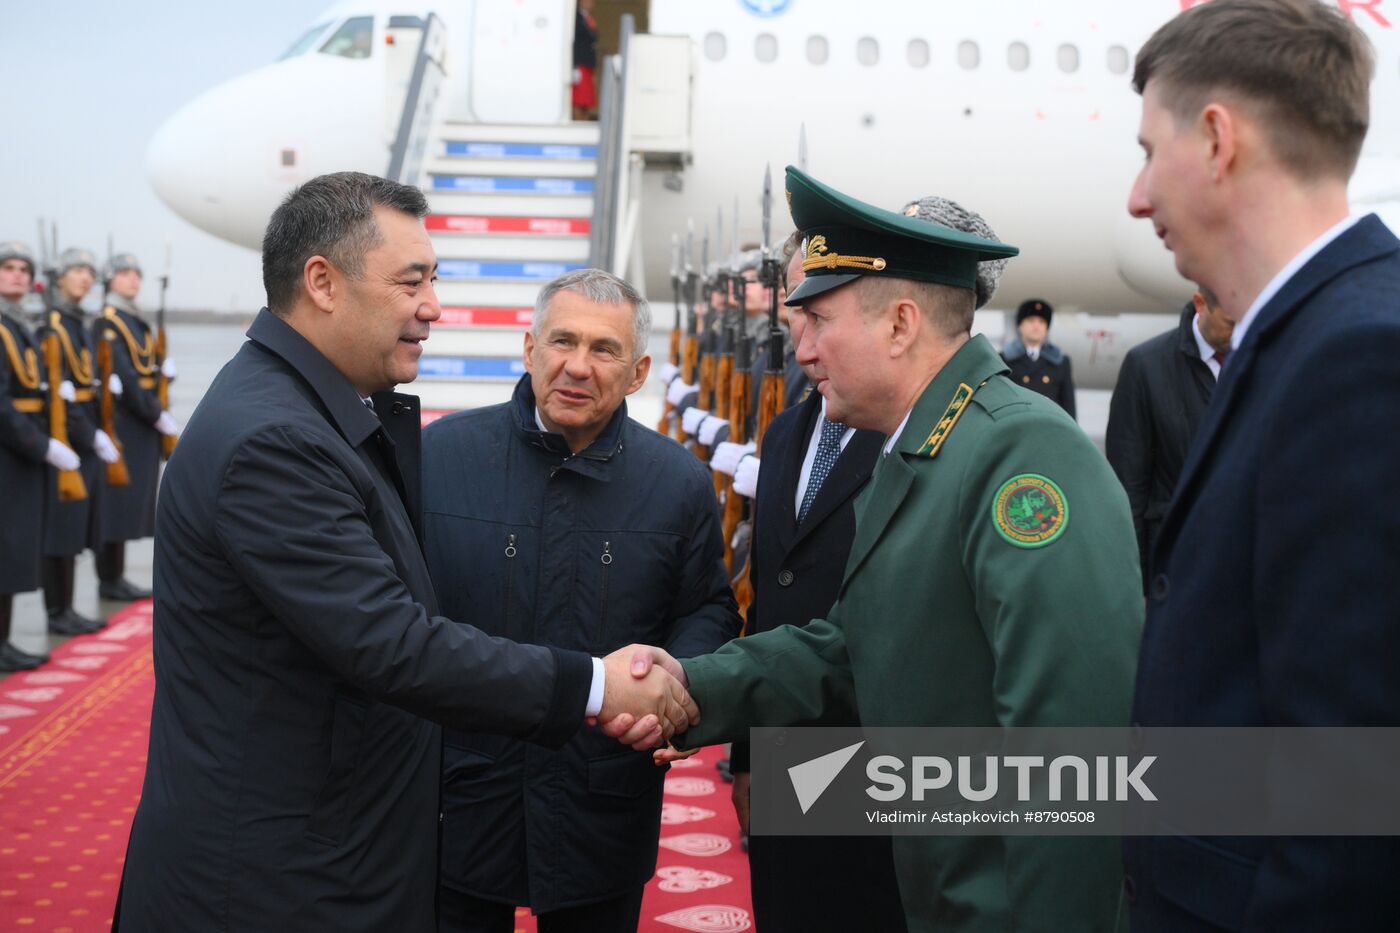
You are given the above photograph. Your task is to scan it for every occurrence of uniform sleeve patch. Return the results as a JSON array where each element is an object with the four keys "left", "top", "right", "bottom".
[{"left": 992, "top": 473, "right": 1068, "bottom": 548}]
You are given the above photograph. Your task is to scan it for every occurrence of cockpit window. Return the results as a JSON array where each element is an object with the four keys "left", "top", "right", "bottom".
[
  {"left": 277, "top": 22, "right": 331, "bottom": 61},
  {"left": 319, "top": 16, "right": 375, "bottom": 60}
]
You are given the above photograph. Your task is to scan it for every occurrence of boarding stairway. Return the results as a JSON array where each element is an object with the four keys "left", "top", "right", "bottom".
[{"left": 412, "top": 121, "right": 598, "bottom": 420}]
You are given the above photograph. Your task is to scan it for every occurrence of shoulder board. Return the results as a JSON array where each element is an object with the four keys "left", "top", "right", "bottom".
[{"left": 913, "top": 380, "right": 983, "bottom": 459}]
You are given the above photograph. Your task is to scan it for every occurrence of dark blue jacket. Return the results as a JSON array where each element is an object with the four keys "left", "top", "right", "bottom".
[
  {"left": 1125, "top": 215, "right": 1400, "bottom": 931},
  {"left": 423, "top": 375, "right": 740, "bottom": 913}
]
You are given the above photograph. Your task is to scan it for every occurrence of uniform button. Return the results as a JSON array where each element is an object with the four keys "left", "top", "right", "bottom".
[
  {"left": 1123, "top": 875, "right": 1137, "bottom": 904},
  {"left": 1150, "top": 574, "right": 1169, "bottom": 601},
  {"left": 1042, "top": 375, "right": 1050, "bottom": 384},
  {"left": 1022, "top": 375, "right": 1030, "bottom": 384},
  {"left": 778, "top": 569, "right": 795, "bottom": 587}
]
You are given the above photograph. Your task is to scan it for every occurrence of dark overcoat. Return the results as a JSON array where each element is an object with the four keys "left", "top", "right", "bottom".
[
  {"left": 0, "top": 307, "right": 48, "bottom": 593},
  {"left": 115, "top": 310, "right": 593, "bottom": 932},
  {"left": 1104, "top": 304, "right": 1215, "bottom": 587},
  {"left": 40, "top": 302, "right": 100, "bottom": 556},
  {"left": 1125, "top": 215, "right": 1400, "bottom": 931},
  {"left": 1001, "top": 336, "right": 1076, "bottom": 420},
  {"left": 92, "top": 300, "right": 163, "bottom": 543},
  {"left": 422, "top": 375, "right": 740, "bottom": 913}
]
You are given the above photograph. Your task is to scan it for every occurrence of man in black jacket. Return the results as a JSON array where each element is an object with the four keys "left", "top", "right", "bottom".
[
  {"left": 115, "top": 173, "right": 696, "bottom": 933},
  {"left": 1001, "top": 298, "right": 1076, "bottom": 419},
  {"left": 423, "top": 268, "right": 741, "bottom": 933},
  {"left": 1105, "top": 287, "right": 1232, "bottom": 586}
]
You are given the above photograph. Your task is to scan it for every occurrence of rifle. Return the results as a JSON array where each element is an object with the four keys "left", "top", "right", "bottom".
[
  {"left": 720, "top": 332, "right": 753, "bottom": 571},
  {"left": 675, "top": 224, "right": 699, "bottom": 443},
  {"left": 692, "top": 227, "right": 717, "bottom": 460},
  {"left": 732, "top": 166, "right": 786, "bottom": 618},
  {"left": 43, "top": 327, "right": 87, "bottom": 502},
  {"left": 155, "top": 244, "right": 175, "bottom": 458},
  {"left": 656, "top": 233, "right": 682, "bottom": 433}
]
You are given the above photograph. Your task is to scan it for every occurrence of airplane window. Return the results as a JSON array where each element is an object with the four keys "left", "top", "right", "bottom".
[
  {"left": 756, "top": 33, "right": 779, "bottom": 63},
  {"left": 1057, "top": 44, "right": 1080, "bottom": 73},
  {"left": 704, "top": 32, "right": 727, "bottom": 62},
  {"left": 907, "top": 39, "right": 930, "bottom": 68},
  {"left": 277, "top": 22, "right": 330, "bottom": 61},
  {"left": 958, "top": 40, "right": 980, "bottom": 70},
  {"left": 1008, "top": 41, "right": 1030, "bottom": 72},
  {"left": 320, "top": 16, "right": 375, "bottom": 60},
  {"left": 857, "top": 37, "right": 879, "bottom": 67},
  {"left": 1106, "top": 45, "right": 1130, "bottom": 75},
  {"left": 806, "top": 35, "right": 829, "bottom": 65}
]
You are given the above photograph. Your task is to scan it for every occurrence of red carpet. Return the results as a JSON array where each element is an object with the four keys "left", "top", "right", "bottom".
[{"left": 0, "top": 601, "right": 752, "bottom": 932}]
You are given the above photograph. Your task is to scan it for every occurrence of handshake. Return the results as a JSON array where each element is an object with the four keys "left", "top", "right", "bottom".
[{"left": 593, "top": 644, "right": 699, "bottom": 754}]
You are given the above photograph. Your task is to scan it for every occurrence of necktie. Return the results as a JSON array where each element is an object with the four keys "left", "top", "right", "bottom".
[
  {"left": 798, "top": 418, "right": 847, "bottom": 524},
  {"left": 1212, "top": 350, "right": 1229, "bottom": 373}
]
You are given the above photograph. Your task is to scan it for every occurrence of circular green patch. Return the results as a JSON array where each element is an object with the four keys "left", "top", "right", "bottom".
[{"left": 993, "top": 473, "right": 1068, "bottom": 548}]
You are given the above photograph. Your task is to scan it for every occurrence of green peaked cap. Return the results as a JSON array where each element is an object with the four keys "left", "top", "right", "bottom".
[{"left": 783, "top": 165, "right": 1019, "bottom": 305}]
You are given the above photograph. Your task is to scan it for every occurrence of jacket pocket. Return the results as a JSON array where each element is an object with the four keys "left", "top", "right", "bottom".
[
  {"left": 1150, "top": 834, "right": 1258, "bottom": 931},
  {"left": 305, "top": 693, "right": 368, "bottom": 846},
  {"left": 587, "top": 749, "right": 658, "bottom": 799}
]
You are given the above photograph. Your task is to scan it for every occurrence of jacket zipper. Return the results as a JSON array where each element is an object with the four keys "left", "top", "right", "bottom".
[
  {"left": 503, "top": 533, "right": 517, "bottom": 637},
  {"left": 598, "top": 540, "right": 612, "bottom": 647}
]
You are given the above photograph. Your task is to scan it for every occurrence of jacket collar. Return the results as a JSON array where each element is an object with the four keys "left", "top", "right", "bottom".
[
  {"left": 1001, "top": 334, "right": 1064, "bottom": 365},
  {"left": 246, "top": 308, "right": 381, "bottom": 448},
  {"left": 890, "top": 334, "right": 1009, "bottom": 460},
  {"left": 1173, "top": 302, "right": 1200, "bottom": 358},
  {"left": 509, "top": 374, "right": 627, "bottom": 475}
]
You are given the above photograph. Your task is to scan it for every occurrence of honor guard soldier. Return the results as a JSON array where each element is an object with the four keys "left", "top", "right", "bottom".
[
  {"left": 652, "top": 167, "right": 1144, "bottom": 932},
  {"left": 92, "top": 253, "right": 178, "bottom": 601},
  {"left": 40, "top": 248, "right": 120, "bottom": 635},
  {"left": 1001, "top": 298, "right": 1077, "bottom": 419},
  {"left": 1, "top": 241, "right": 70, "bottom": 670}
]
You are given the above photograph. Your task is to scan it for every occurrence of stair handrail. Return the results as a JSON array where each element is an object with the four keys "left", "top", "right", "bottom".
[{"left": 387, "top": 13, "right": 448, "bottom": 186}]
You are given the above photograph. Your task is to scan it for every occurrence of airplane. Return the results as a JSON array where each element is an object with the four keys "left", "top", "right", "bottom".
[{"left": 146, "top": 0, "right": 1400, "bottom": 407}]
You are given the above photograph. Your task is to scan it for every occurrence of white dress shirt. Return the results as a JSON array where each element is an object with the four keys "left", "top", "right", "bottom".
[
  {"left": 1191, "top": 317, "right": 1224, "bottom": 380},
  {"left": 794, "top": 397, "right": 856, "bottom": 515},
  {"left": 1232, "top": 214, "right": 1361, "bottom": 350}
]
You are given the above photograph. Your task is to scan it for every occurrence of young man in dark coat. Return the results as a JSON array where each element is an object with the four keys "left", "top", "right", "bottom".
[
  {"left": 1105, "top": 287, "right": 1233, "bottom": 587},
  {"left": 1125, "top": 1, "right": 1400, "bottom": 928},
  {"left": 1001, "top": 298, "right": 1076, "bottom": 419},
  {"left": 115, "top": 173, "right": 696, "bottom": 933},
  {"left": 423, "top": 268, "right": 741, "bottom": 933}
]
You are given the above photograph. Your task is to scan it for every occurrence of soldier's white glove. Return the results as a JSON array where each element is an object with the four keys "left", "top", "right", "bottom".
[
  {"left": 656, "top": 361, "right": 679, "bottom": 386},
  {"left": 733, "top": 455, "right": 761, "bottom": 498},
  {"left": 58, "top": 380, "right": 76, "bottom": 402},
  {"left": 45, "top": 439, "right": 81, "bottom": 471},
  {"left": 161, "top": 357, "right": 177, "bottom": 380},
  {"left": 682, "top": 407, "right": 709, "bottom": 436},
  {"left": 666, "top": 379, "right": 696, "bottom": 407},
  {"left": 709, "top": 441, "right": 755, "bottom": 477},
  {"left": 108, "top": 373, "right": 123, "bottom": 396},
  {"left": 93, "top": 430, "right": 120, "bottom": 465},
  {"left": 698, "top": 415, "right": 729, "bottom": 446},
  {"left": 154, "top": 411, "right": 181, "bottom": 437}
]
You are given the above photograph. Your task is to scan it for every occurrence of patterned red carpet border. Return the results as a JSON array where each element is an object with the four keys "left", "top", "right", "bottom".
[{"left": 0, "top": 602, "right": 753, "bottom": 932}]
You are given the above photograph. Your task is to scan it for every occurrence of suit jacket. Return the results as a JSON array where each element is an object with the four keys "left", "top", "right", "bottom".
[
  {"left": 1105, "top": 305, "right": 1215, "bottom": 588},
  {"left": 683, "top": 335, "right": 1143, "bottom": 932},
  {"left": 1126, "top": 215, "right": 1400, "bottom": 932},
  {"left": 116, "top": 309, "right": 593, "bottom": 933},
  {"left": 727, "top": 391, "right": 906, "bottom": 933}
]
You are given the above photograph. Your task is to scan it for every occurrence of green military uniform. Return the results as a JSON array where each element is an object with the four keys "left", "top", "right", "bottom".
[{"left": 679, "top": 168, "right": 1143, "bottom": 933}]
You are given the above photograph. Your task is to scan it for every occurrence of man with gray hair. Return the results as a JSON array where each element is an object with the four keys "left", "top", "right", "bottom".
[
  {"left": 116, "top": 174, "right": 698, "bottom": 932},
  {"left": 422, "top": 267, "right": 741, "bottom": 932}
]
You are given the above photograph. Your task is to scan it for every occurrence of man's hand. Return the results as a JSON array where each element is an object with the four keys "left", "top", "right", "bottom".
[
  {"left": 698, "top": 416, "right": 729, "bottom": 446},
  {"left": 731, "top": 771, "right": 751, "bottom": 836},
  {"left": 108, "top": 373, "right": 123, "bottom": 397},
  {"left": 45, "top": 438, "right": 81, "bottom": 471},
  {"left": 92, "top": 429, "right": 120, "bottom": 465},
  {"left": 58, "top": 380, "right": 76, "bottom": 403},
  {"left": 666, "top": 379, "right": 696, "bottom": 407},
  {"left": 656, "top": 361, "right": 680, "bottom": 386},
  {"left": 709, "top": 441, "right": 755, "bottom": 477},
  {"left": 155, "top": 411, "right": 181, "bottom": 437},
  {"left": 733, "top": 455, "right": 761, "bottom": 498},
  {"left": 597, "top": 644, "right": 698, "bottom": 751},
  {"left": 161, "top": 357, "right": 177, "bottom": 380},
  {"left": 682, "top": 407, "right": 710, "bottom": 437}
]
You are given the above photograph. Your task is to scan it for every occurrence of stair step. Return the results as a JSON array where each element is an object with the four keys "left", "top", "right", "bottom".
[
  {"left": 436, "top": 306, "right": 533, "bottom": 329},
  {"left": 424, "top": 157, "right": 595, "bottom": 179},
  {"left": 423, "top": 329, "right": 525, "bottom": 357},
  {"left": 434, "top": 281, "right": 544, "bottom": 306},
  {"left": 428, "top": 175, "right": 594, "bottom": 196},
  {"left": 426, "top": 193, "right": 594, "bottom": 218},
  {"left": 438, "top": 259, "right": 585, "bottom": 282},
  {"left": 431, "top": 236, "right": 588, "bottom": 263},
  {"left": 437, "top": 122, "right": 600, "bottom": 145},
  {"left": 427, "top": 215, "right": 590, "bottom": 237},
  {"left": 442, "top": 140, "right": 598, "bottom": 159}
]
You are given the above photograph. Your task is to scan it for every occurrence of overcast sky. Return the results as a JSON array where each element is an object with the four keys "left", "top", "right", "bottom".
[{"left": 3, "top": 0, "right": 332, "bottom": 311}]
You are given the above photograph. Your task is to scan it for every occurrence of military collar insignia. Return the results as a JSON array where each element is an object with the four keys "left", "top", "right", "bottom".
[
  {"left": 993, "top": 473, "right": 1068, "bottom": 548},
  {"left": 914, "top": 381, "right": 977, "bottom": 459}
]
